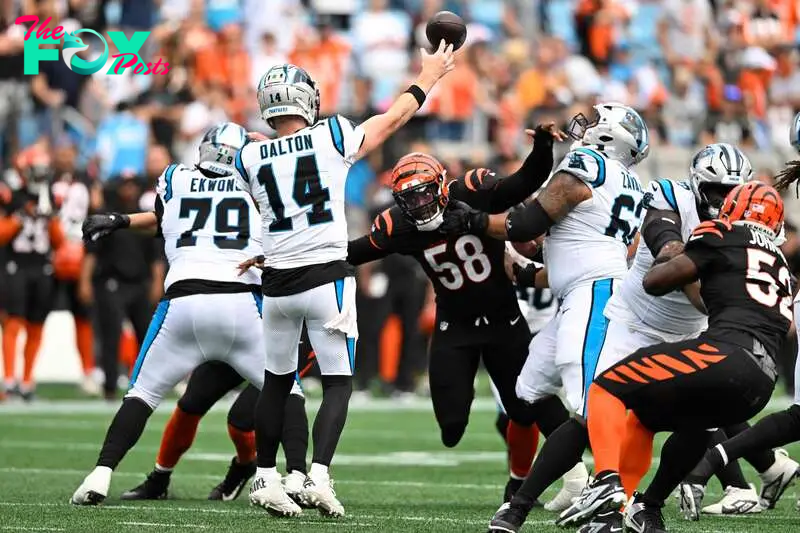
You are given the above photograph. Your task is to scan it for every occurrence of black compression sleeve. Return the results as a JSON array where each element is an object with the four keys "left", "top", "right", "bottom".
[
  {"left": 346, "top": 236, "right": 390, "bottom": 266},
  {"left": 506, "top": 199, "right": 555, "bottom": 242},
  {"left": 487, "top": 131, "right": 556, "bottom": 212},
  {"left": 641, "top": 209, "right": 682, "bottom": 256}
]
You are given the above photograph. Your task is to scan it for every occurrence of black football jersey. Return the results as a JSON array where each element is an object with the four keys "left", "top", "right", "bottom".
[
  {"left": 1, "top": 188, "right": 56, "bottom": 268},
  {"left": 684, "top": 220, "right": 793, "bottom": 357},
  {"left": 358, "top": 169, "right": 521, "bottom": 320}
]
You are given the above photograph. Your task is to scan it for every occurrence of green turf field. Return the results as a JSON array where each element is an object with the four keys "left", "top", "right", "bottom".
[{"left": 1, "top": 395, "right": 799, "bottom": 532}]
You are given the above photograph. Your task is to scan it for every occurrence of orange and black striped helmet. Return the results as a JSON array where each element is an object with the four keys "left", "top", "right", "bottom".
[
  {"left": 719, "top": 181, "right": 784, "bottom": 237},
  {"left": 390, "top": 152, "right": 449, "bottom": 230}
]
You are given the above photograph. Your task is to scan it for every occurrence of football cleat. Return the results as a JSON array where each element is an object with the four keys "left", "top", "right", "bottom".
[
  {"left": 677, "top": 482, "right": 704, "bottom": 521},
  {"left": 250, "top": 470, "right": 302, "bottom": 517},
  {"left": 556, "top": 471, "right": 625, "bottom": 526},
  {"left": 283, "top": 470, "right": 313, "bottom": 508},
  {"left": 80, "top": 375, "right": 101, "bottom": 397},
  {"left": 623, "top": 492, "right": 666, "bottom": 533},
  {"left": 702, "top": 484, "right": 762, "bottom": 515},
  {"left": 758, "top": 448, "right": 799, "bottom": 509},
  {"left": 544, "top": 462, "right": 590, "bottom": 512},
  {"left": 71, "top": 466, "right": 111, "bottom": 506},
  {"left": 487, "top": 502, "right": 526, "bottom": 533},
  {"left": 302, "top": 473, "right": 345, "bottom": 517},
  {"left": 577, "top": 510, "right": 623, "bottom": 533},
  {"left": 120, "top": 470, "right": 170, "bottom": 500},
  {"left": 209, "top": 457, "right": 256, "bottom": 501}
]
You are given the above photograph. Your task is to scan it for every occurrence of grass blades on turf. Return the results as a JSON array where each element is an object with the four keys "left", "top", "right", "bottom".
[{"left": 1, "top": 395, "right": 799, "bottom": 532}]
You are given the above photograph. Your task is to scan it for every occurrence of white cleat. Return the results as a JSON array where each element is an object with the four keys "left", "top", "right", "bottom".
[
  {"left": 71, "top": 466, "right": 111, "bottom": 505},
  {"left": 759, "top": 448, "right": 799, "bottom": 509},
  {"left": 79, "top": 375, "right": 101, "bottom": 397},
  {"left": 544, "top": 462, "right": 590, "bottom": 512},
  {"left": 678, "top": 482, "right": 705, "bottom": 521},
  {"left": 283, "top": 470, "right": 311, "bottom": 508},
  {"left": 701, "top": 484, "right": 762, "bottom": 515},
  {"left": 250, "top": 471, "right": 302, "bottom": 517},
  {"left": 302, "top": 473, "right": 345, "bottom": 518}
]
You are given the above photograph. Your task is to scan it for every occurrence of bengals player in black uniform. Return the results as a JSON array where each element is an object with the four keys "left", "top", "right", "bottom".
[
  {"left": 346, "top": 126, "right": 573, "bottom": 497},
  {"left": 0, "top": 146, "right": 66, "bottom": 400},
  {"left": 553, "top": 181, "right": 792, "bottom": 533}
]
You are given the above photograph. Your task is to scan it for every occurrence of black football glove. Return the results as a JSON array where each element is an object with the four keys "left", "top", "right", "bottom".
[
  {"left": 82, "top": 213, "right": 130, "bottom": 243},
  {"left": 438, "top": 200, "right": 489, "bottom": 236}
]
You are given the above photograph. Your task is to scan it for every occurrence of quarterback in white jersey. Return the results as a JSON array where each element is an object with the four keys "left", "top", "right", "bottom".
[
  {"left": 72, "top": 123, "right": 271, "bottom": 506},
  {"left": 238, "top": 46, "right": 454, "bottom": 519}
]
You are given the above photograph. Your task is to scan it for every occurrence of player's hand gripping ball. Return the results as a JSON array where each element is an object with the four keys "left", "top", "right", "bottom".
[{"left": 426, "top": 11, "right": 467, "bottom": 51}]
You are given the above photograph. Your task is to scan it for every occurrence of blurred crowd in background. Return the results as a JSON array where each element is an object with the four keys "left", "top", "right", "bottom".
[{"left": 2, "top": 0, "right": 800, "bottom": 401}]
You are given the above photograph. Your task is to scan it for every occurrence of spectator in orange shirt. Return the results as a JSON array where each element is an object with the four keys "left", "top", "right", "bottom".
[
  {"left": 313, "top": 17, "right": 352, "bottom": 117},
  {"left": 193, "top": 23, "right": 251, "bottom": 124},
  {"left": 738, "top": 46, "right": 776, "bottom": 147},
  {"left": 429, "top": 52, "right": 479, "bottom": 140}
]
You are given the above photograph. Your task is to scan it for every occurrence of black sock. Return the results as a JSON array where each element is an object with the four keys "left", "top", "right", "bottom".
[
  {"left": 283, "top": 392, "right": 309, "bottom": 473},
  {"left": 512, "top": 418, "right": 588, "bottom": 512},
  {"left": 227, "top": 385, "right": 258, "bottom": 431},
  {"left": 96, "top": 398, "right": 153, "bottom": 469},
  {"left": 645, "top": 430, "right": 712, "bottom": 504},
  {"left": 685, "top": 429, "right": 749, "bottom": 489},
  {"left": 522, "top": 395, "right": 570, "bottom": 437},
  {"left": 311, "top": 375, "right": 352, "bottom": 466},
  {"left": 709, "top": 406, "right": 800, "bottom": 472},
  {"left": 724, "top": 422, "right": 776, "bottom": 473},
  {"left": 254, "top": 371, "right": 295, "bottom": 468}
]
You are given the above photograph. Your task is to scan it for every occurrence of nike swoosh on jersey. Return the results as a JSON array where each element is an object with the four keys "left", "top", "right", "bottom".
[
  {"left": 660, "top": 217, "right": 676, "bottom": 224},
  {"left": 510, "top": 316, "right": 521, "bottom": 325}
]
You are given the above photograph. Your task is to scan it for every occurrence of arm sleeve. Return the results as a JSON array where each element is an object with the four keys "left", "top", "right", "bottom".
[
  {"left": 684, "top": 221, "right": 728, "bottom": 274},
  {"left": 330, "top": 115, "right": 365, "bottom": 167},
  {"left": 347, "top": 235, "right": 391, "bottom": 265},
  {"left": 154, "top": 196, "right": 165, "bottom": 239},
  {"left": 553, "top": 148, "right": 607, "bottom": 188}
]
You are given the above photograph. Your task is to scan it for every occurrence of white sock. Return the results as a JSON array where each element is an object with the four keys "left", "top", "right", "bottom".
[
  {"left": 310, "top": 463, "right": 329, "bottom": 479},
  {"left": 154, "top": 464, "right": 173, "bottom": 473},
  {"left": 256, "top": 466, "right": 278, "bottom": 479}
]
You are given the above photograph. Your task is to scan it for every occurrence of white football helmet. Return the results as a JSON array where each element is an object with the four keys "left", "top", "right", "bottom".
[
  {"left": 689, "top": 143, "right": 753, "bottom": 220},
  {"left": 790, "top": 111, "right": 800, "bottom": 154},
  {"left": 198, "top": 122, "right": 248, "bottom": 175},
  {"left": 257, "top": 64, "right": 320, "bottom": 128},
  {"left": 568, "top": 102, "right": 650, "bottom": 167}
]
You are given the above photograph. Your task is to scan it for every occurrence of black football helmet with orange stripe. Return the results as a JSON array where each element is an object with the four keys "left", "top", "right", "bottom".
[
  {"left": 720, "top": 181, "right": 784, "bottom": 240},
  {"left": 390, "top": 152, "right": 449, "bottom": 231}
]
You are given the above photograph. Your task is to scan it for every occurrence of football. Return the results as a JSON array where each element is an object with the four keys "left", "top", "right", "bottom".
[{"left": 425, "top": 11, "right": 467, "bottom": 51}]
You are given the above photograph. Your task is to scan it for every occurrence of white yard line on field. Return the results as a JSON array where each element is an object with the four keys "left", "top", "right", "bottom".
[
  {"left": 0, "top": 467, "right": 504, "bottom": 490},
  {"left": 0, "top": 397, "right": 501, "bottom": 415},
  {"left": 0, "top": 527, "right": 65, "bottom": 532},
  {"left": 120, "top": 522, "right": 208, "bottom": 529},
  {"left": 0, "top": 502, "right": 556, "bottom": 527}
]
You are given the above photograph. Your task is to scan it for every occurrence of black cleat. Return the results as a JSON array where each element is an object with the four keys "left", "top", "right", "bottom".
[
  {"left": 577, "top": 510, "right": 623, "bottom": 533},
  {"left": 557, "top": 470, "right": 626, "bottom": 526},
  {"left": 208, "top": 457, "right": 256, "bottom": 501},
  {"left": 121, "top": 470, "right": 171, "bottom": 500},
  {"left": 624, "top": 492, "right": 667, "bottom": 533},
  {"left": 487, "top": 502, "right": 528, "bottom": 533}
]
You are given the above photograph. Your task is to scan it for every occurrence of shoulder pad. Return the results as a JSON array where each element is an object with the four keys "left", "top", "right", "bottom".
[
  {"left": 646, "top": 178, "right": 681, "bottom": 212},
  {"left": 556, "top": 148, "right": 607, "bottom": 187},
  {"left": 688, "top": 219, "right": 731, "bottom": 246},
  {"left": 157, "top": 163, "right": 189, "bottom": 202},
  {"left": 461, "top": 168, "right": 498, "bottom": 192}
]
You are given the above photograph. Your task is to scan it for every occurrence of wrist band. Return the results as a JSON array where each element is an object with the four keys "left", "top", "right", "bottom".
[{"left": 405, "top": 84, "right": 426, "bottom": 108}]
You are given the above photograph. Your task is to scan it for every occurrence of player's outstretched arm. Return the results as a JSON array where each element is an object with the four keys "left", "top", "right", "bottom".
[
  {"left": 642, "top": 253, "right": 699, "bottom": 296},
  {"left": 82, "top": 211, "right": 157, "bottom": 243},
  {"left": 479, "top": 124, "right": 567, "bottom": 213},
  {"left": 347, "top": 235, "right": 392, "bottom": 266},
  {"left": 355, "top": 41, "right": 455, "bottom": 161},
  {"left": 641, "top": 207, "right": 684, "bottom": 259}
]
